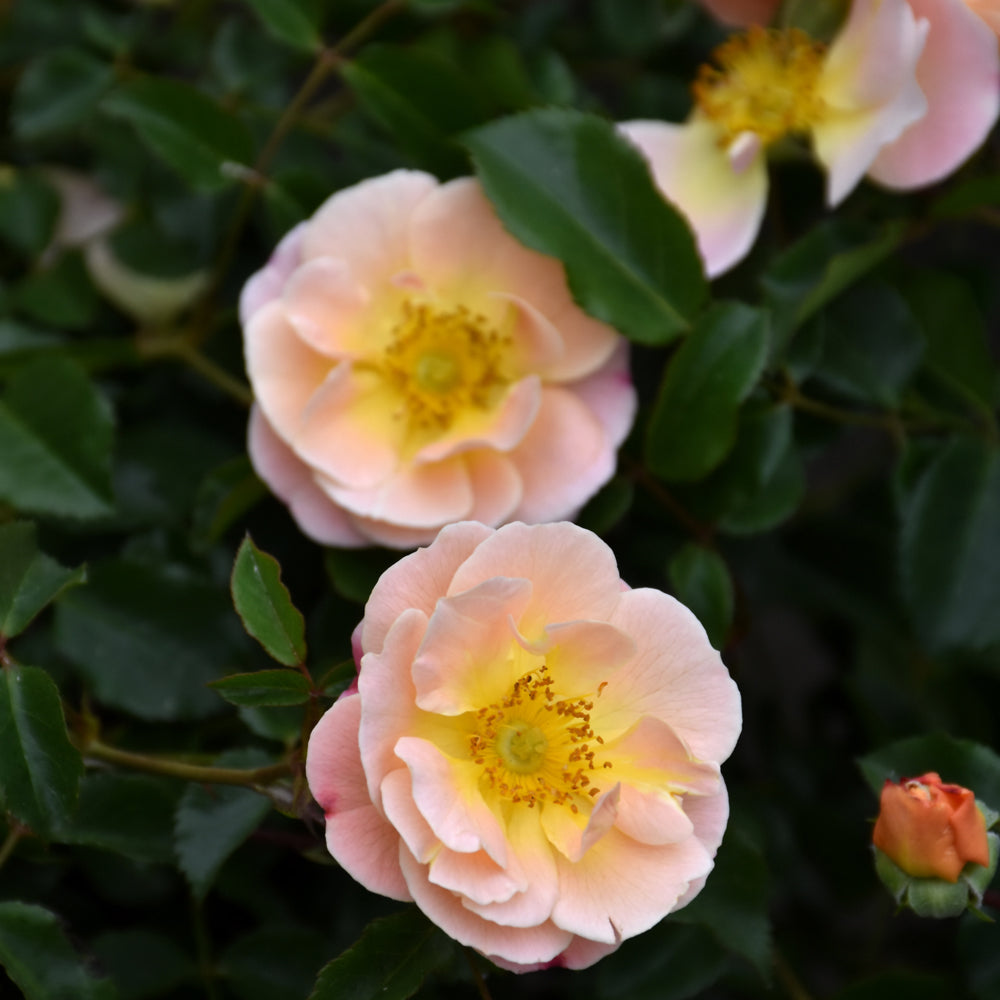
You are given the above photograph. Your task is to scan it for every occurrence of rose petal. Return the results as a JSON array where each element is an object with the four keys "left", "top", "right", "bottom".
[{"left": 239, "top": 223, "right": 305, "bottom": 324}]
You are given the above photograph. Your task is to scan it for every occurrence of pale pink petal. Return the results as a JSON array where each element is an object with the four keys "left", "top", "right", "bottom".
[
  {"left": 430, "top": 848, "right": 521, "bottom": 906},
  {"left": 447, "top": 521, "right": 624, "bottom": 638},
  {"left": 463, "top": 807, "right": 559, "bottom": 928},
  {"left": 868, "top": 0, "right": 1000, "bottom": 189},
  {"left": 673, "top": 784, "right": 731, "bottom": 909},
  {"left": 243, "top": 301, "right": 332, "bottom": 443},
  {"left": 550, "top": 826, "right": 714, "bottom": 943},
  {"left": 322, "top": 455, "right": 473, "bottom": 528},
  {"left": 394, "top": 736, "right": 509, "bottom": 864},
  {"left": 413, "top": 376, "right": 542, "bottom": 464},
  {"left": 282, "top": 256, "right": 372, "bottom": 359},
  {"left": 507, "top": 387, "right": 613, "bottom": 524},
  {"left": 357, "top": 608, "right": 427, "bottom": 804},
  {"left": 620, "top": 118, "right": 767, "bottom": 277},
  {"left": 463, "top": 451, "right": 523, "bottom": 527},
  {"left": 554, "top": 936, "right": 621, "bottom": 971},
  {"left": 412, "top": 578, "right": 535, "bottom": 715},
  {"left": 360, "top": 521, "right": 495, "bottom": 654},
  {"left": 568, "top": 341, "right": 637, "bottom": 450},
  {"left": 814, "top": 0, "right": 929, "bottom": 204},
  {"left": 615, "top": 785, "right": 694, "bottom": 846},
  {"left": 305, "top": 694, "right": 411, "bottom": 900},
  {"left": 541, "top": 785, "right": 621, "bottom": 863},
  {"left": 966, "top": 0, "right": 1000, "bottom": 35},
  {"left": 239, "top": 223, "right": 305, "bottom": 324},
  {"left": 301, "top": 170, "right": 438, "bottom": 287},
  {"left": 380, "top": 766, "right": 439, "bottom": 864},
  {"left": 698, "top": 0, "right": 780, "bottom": 26},
  {"left": 340, "top": 514, "right": 441, "bottom": 551},
  {"left": 400, "top": 848, "right": 574, "bottom": 965},
  {"left": 247, "top": 407, "right": 369, "bottom": 547},
  {"left": 596, "top": 588, "right": 742, "bottom": 762}
]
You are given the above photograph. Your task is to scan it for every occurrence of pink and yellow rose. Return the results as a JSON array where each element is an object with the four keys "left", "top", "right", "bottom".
[
  {"left": 240, "top": 171, "right": 636, "bottom": 549},
  {"left": 306, "top": 521, "right": 742, "bottom": 970}
]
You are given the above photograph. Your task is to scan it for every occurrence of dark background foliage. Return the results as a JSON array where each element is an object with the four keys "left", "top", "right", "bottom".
[{"left": 0, "top": 1, "right": 998, "bottom": 997}]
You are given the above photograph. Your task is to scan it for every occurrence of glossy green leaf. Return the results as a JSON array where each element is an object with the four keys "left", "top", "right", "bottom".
[
  {"left": 646, "top": 303, "right": 769, "bottom": 481},
  {"left": 858, "top": 734, "right": 1000, "bottom": 806},
  {"left": 210, "top": 669, "right": 311, "bottom": 707},
  {"left": 101, "top": 77, "right": 255, "bottom": 191},
  {"left": 190, "top": 456, "right": 267, "bottom": 551},
  {"left": 466, "top": 108, "right": 706, "bottom": 344},
  {"left": 0, "top": 521, "right": 86, "bottom": 639},
  {"left": 174, "top": 749, "right": 273, "bottom": 898},
  {"left": 668, "top": 544, "right": 733, "bottom": 649},
  {"left": 309, "top": 908, "right": 453, "bottom": 1000},
  {"left": 0, "top": 169, "right": 59, "bottom": 258},
  {"left": 12, "top": 48, "right": 113, "bottom": 139},
  {"left": 0, "top": 357, "right": 114, "bottom": 519},
  {"left": 12, "top": 250, "right": 101, "bottom": 330},
  {"left": 0, "top": 664, "right": 82, "bottom": 837},
  {"left": 898, "top": 436, "right": 1000, "bottom": 650},
  {"left": 231, "top": 535, "right": 307, "bottom": 667},
  {"left": 242, "top": 0, "right": 321, "bottom": 52},
  {"left": 0, "top": 902, "right": 117, "bottom": 1000},
  {"left": 91, "top": 930, "right": 197, "bottom": 1000},
  {"left": 54, "top": 560, "right": 243, "bottom": 720}
]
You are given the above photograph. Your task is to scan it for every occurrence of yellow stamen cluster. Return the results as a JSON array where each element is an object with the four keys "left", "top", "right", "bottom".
[
  {"left": 378, "top": 299, "right": 511, "bottom": 433},
  {"left": 693, "top": 27, "right": 827, "bottom": 146},
  {"left": 469, "top": 665, "right": 612, "bottom": 813}
]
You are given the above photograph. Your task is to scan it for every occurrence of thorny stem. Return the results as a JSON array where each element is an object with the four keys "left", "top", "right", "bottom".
[
  {"left": 0, "top": 826, "right": 23, "bottom": 872},
  {"left": 84, "top": 740, "right": 290, "bottom": 787},
  {"left": 187, "top": 0, "right": 407, "bottom": 349}
]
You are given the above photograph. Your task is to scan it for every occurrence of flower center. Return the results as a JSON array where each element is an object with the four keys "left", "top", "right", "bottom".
[
  {"left": 469, "top": 665, "right": 612, "bottom": 812},
  {"left": 693, "top": 27, "right": 827, "bottom": 145},
  {"left": 379, "top": 299, "right": 511, "bottom": 434}
]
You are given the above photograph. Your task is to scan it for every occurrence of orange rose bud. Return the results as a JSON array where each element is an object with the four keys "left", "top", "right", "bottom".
[{"left": 872, "top": 772, "right": 991, "bottom": 883}]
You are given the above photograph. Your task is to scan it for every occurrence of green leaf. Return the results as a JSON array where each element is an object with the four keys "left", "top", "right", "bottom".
[
  {"left": 0, "top": 902, "right": 117, "bottom": 1000},
  {"left": 960, "top": 907, "right": 1000, "bottom": 1000},
  {"left": 241, "top": 0, "right": 322, "bottom": 52},
  {"left": 324, "top": 547, "right": 400, "bottom": 605},
  {"left": 646, "top": 303, "right": 769, "bottom": 482},
  {"left": 231, "top": 535, "right": 307, "bottom": 667},
  {"left": 906, "top": 876, "right": 971, "bottom": 919},
  {"left": 101, "top": 77, "right": 255, "bottom": 191},
  {"left": 58, "top": 772, "right": 180, "bottom": 864},
  {"left": 210, "top": 669, "right": 311, "bottom": 707},
  {"left": 190, "top": 455, "right": 267, "bottom": 551},
  {"left": 0, "top": 168, "right": 59, "bottom": 258},
  {"left": 762, "top": 218, "right": 905, "bottom": 348},
  {"left": 898, "top": 436, "right": 1000, "bottom": 650},
  {"left": 54, "top": 559, "right": 244, "bottom": 721},
  {"left": 12, "top": 250, "right": 101, "bottom": 330},
  {"left": 668, "top": 544, "right": 733, "bottom": 650},
  {"left": 833, "top": 971, "right": 954, "bottom": 1000},
  {"left": 466, "top": 108, "right": 706, "bottom": 345},
  {"left": 221, "top": 926, "right": 331, "bottom": 1000},
  {"left": 576, "top": 475, "right": 635, "bottom": 536},
  {"left": 0, "top": 356, "right": 114, "bottom": 520},
  {"left": 12, "top": 48, "right": 114, "bottom": 139},
  {"left": 91, "top": 930, "right": 197, "bottom": 1000},
  {"left": 174, "top": 749, "right": 273, "bottom": 898},
  {"left": 341, "top": 45, "right": 490, "bottom": 175},
  {"left": 0, "top": 664, "right": 82, "bottom": 837},
  {"left": 0, "top": 521, "right": 86, "bottom": 638},
  {"left": 309, "top": 908, "right": 454, "bottom": 1000},
  {"left": 858, "top": 734, "right": 1000, "bottom": 807}
]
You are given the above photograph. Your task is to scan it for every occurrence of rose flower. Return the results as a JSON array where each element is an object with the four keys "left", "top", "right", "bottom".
[
  {"left": 873, "top": 772, "right": 991, "bottom": 882},
  {"left": 306, "top": 521, "right": 742, "bottom": 971},
  {"left": 240, "top": 171, "right": 636, "bottom": 549}
]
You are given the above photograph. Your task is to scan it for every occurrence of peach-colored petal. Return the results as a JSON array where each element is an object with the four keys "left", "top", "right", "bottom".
[
  {"left": 380, "top": 766, "right": 439, "bottom": 864},
  {"left": 598, "top": 588, "right": 742, "bottom": 761},
  {"left": 615, "top": 785, "right": 694, "bottom": 846},
  {"left": 357, "top": 608, "right": 427, "bottom": 804},
  {"left": 430, "top": 848, "right": 521, "bottom": 906},
  {"left": 239, "top": 223, "right": 304, "bottom": 324},
  {"left": 301, "top": 170, "right": 438, "bottom": 286},
  {"left": 541, "top": 785, "right": 621, "bottom": 863},
  {"left": 247, "top": 407, "right": 369, "bottom": 547},
  {"left": 554, "top": 936, "right": 622, "bottom": 971},
  {"left": 550, "top": 826, "right": 714, "bottom": 944},
  {"left": 620, "top": 118, "right": 767, "bottom": 277},
  {"left": 282, "top": 256, "right": 372, "bottom": 359},
  {"left": 868, "top": 0, "right": 1000, "bottom": 189},
  {"left": 447, "top": 522, "right": 624, "bottom": 638},
  {"left": 305, "top": 694, "right": 411, "bottom": 901},
  {"left": 967, "top": 0, "right": 1000, "bottom": 34},
  {"left": 507, "top": 387, "right": 613, "bottom": 524},
  {"left": 243, "top": 301, "right": 332, "bottom": 443},
  {"left": 568, "top": 341, "right": 637, "bottom": 450},
  {"left": 698, "top": 0, "right": 780, "bottom": 26},
  {"left": 524, "top": 620, "right": 635, "bottom": 695},
  {"left": 394, "top": 736, "right": 509, "bottom": 864},
  {"left": 412, "top": 577, "right": 535, "bottom": 715},
  {"left": 360, "top": 521, "right": 495, "bottom": 654},
  {"left": 462, "top": 451, "right": 523, "bottom": 528},
  {"left": 673, "top": 785, "right": 731, "bottom": 909},
  {"left": 814, "top": 0, "right": 930, "bottom": 204},
  {"left": 322, "top": 455, "right": 473, "bottom": 528},
  {"left": 400, "top": 848, "right": 574, "bottom": 964}
]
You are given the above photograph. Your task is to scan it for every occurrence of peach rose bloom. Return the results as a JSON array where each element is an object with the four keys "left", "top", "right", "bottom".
[
  {"left": 306, "top": 521, "right": 742, "bottom": 971},
  {"left": 240, "top": 171, "right": 636, "bottom": 549},
  {"left": 872, "top": 772, "right": 990, "bottom": 882}
]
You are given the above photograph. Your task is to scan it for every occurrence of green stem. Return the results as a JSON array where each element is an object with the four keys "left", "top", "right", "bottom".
[
  {"left": 464, "top": 949, "right": 494, "bottom": 1000},
  {"left": 191, "top": 898, "right": 220, "bottom": 1000},
  {"left": 623, "top": 456, "right": 715, "bottom": 544},
  {"left": 0, "top": 827, "right": 23, "bottom": 872},
  {"left": 139, "top": 334, "right": 253, "bottom": 406},
  {"left": 84, "top": 740, "right": 290, "bottom": 787}
]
